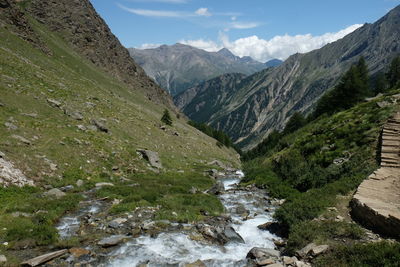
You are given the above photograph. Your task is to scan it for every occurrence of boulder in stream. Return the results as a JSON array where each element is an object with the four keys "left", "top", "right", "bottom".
[
  {"left": 246, "top": 247, "right": 280, "bottom": 260},
  {"left": 98, "top": 235, "right": 129, "bottom": 247},
  {"left": 223, "top": 226, "right": 245, "bottom": 243}
]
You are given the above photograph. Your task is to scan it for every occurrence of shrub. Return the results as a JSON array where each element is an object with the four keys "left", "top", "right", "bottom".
[{"left": 161, "top": 109, "right": 173, "bottom": 126}]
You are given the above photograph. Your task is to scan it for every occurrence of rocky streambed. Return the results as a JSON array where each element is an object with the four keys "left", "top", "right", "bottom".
[{"left": 29, "top": 172, "right": 304, "bottom": 266}]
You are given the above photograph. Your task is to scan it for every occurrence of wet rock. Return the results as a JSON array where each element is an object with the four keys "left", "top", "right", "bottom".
[
  {"left": 95, "top": 182, "right": 114, "bottom": 187},
  {"left": 223, "top": 226, "right": 245, "bottom": 243},
  {"left": 91, "top": 119, "right": 109, "bottom": 133},
  {"left": 0, "top": 255, "right": 7, "bottom": 263},
  {"left": 43, "top": 188, "right": 66, "bottom": 199},
  {"left": 207, "top": 181, "right": 224, "bottom": 195},
  {"left": 257, "top": 222, "right": 273, "bottom": 230},
  {"left": 11, "top": 134, "right": 31, "bottom": 145},
  {"left": 247, "top": 247, "right": 280, "bottom": 260},
  {"left": 69, "top": 247, "right": 90, "bottom": 258},
  {"left": 137, "top": 149, "right": 162, "bottom": 169},
  {"left": 98, "top": 235, "right": 128, "bottom": 247},
  {"left": 109, "top": 218, "right": 128, "bottom": 229},
  {"left": 47, "top": 98, "right": 62, "bottom": 108},
  {"left": 184, "top": 260, "right": 206, "bottom": 267},
  {"left": 21, "top": 249, "right": 68, "bottom": 266}
]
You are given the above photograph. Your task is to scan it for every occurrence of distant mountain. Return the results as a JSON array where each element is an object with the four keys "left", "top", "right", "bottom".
[
  {"left": 128, "top": 44, "right": 266, "bottom": 96},
  {"left": 174, "top": 73, "right": 247, "bottom": 122},
  {"left": 179, "top": 5, "right": 400, "bottom": 150},
  {"left": 265, "top": 59, "right": 283, "bottom": 68}
]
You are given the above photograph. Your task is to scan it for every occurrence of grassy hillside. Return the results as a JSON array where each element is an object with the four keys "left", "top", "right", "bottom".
[
  {"left": 243, "top": 90, "right": 399, "bottom": 263},
  {"left": 0, "top": 15, "right": 239, "bottom": 260}
]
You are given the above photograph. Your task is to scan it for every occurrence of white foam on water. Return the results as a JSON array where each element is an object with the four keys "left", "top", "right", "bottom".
[{"left": 105, "top": 172, "right": 278, "bottom": 267}]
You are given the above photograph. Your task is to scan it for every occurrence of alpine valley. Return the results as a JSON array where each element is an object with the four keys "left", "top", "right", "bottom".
[{"left": 0, "top": 1, "right": 400, "bottom": 267}]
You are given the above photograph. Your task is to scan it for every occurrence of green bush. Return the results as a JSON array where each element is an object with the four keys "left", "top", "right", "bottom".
[{"left": 314, "top": 242, "right": 400, "bottom": 267}]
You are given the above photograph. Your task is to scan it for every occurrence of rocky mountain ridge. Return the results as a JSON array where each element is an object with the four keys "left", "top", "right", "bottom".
[
  {"left": 129, "top": 43, "right": 267, "bottom": 96},
  {"left": 180, "top": 5, "right": 400, "bottom": 149}
]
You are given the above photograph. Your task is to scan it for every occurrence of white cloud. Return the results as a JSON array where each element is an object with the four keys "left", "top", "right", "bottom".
[
  {"left": 195, "top": 8, "right": 211, "bottom": 17},
  {"left": 182, "top": 24, "right": 363, "bottom": 62},
  {"left": 118, "top": 4, "right": 184, "bottom": 17},
  {"left": 229, "top": 21, "right": 260, "bottom": 30},
  {"left": 179, "top": 39, "right": 222, "bottom": 52}
]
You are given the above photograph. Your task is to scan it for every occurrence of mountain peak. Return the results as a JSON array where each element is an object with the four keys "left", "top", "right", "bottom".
[{"left": 217, "top": 47, "right": 236, "bottom": 58}]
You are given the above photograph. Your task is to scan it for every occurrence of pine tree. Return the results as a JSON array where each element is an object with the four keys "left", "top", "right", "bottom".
[
  {"left": 161, "top": 109, "right": 173, "bottom": 126},
  {"left": 374, "top": 72, "right": 388, "bottom": 94},
  {"left": 387, "top": 56, "right": 400, "bottom": 88},
  {"left": 283, "top": 112, "right": 307, "bottom": 135}
]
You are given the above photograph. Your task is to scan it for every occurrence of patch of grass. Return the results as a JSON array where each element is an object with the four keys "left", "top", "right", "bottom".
[
  {"left": 314, "top": 242, "right": 400, "bottom": 267},
  {"left": 286, "top": 220, "right": 365, "bottom": 254},
  {"left": 95, "top": 171, "right": 223, "bottom": 223},
  {"left": 0, "top": 186, "right": 81, "bottom": 246}
]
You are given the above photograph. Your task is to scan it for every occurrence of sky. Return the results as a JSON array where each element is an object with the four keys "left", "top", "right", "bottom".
[{"left": 90, "top": 0, "right": 400, "bottom": 62}]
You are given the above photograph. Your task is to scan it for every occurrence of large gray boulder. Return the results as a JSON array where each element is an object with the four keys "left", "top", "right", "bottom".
[
  {"left": 207, "top": 181, "right": 224, "bottom": 195},
  {"left": 223, "top": 226, "right": 245, "bottom": 243},
  {"left": 98, "top": 235, "right": 128, "bottom": 247},
  {"left": 43, "top": 188, "right": 66, "bottom": 199},
  {"left": 137, "top": 149, "right": 162, "bottom": 169}
]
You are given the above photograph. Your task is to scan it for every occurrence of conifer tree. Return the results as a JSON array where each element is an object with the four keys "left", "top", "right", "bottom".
[
  {"left": 387, "top": 56, "right": 400, "bottom": 88},
  {"left": 161, "top": 109, "right": 173, "bottom": 126}
]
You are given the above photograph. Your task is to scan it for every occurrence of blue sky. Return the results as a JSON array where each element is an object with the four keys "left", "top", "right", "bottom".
[{"left": 90, "top": 0, "right": 400, "bottom": 62}]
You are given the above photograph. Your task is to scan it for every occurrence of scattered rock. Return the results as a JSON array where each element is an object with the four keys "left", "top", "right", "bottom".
[
  {"left": 109, "top": 218, "right": 128, "bottom": 229},
  {"left": 49, "top": 163, "right": 58, "bottom": 171},
  {"left": 0, "top": 151, "right": 4, "bottom": 158},
  {"left": 377, "top": 101, "right": 390, "bottom": 108},
  {"left": 64, "top": 109, "right": 83, "bottom": 120},
  {"left": 283, "top": 256, "right": 297, "bottom": 266},
  {"left": 335, "top": 215, "right": 344, "bottom": 222},
  {"left": 247, "top": 247, "right": 280, "bottom": 260},
  {"left": 295, "top": 261, "right": 312, "bottom": 267},
  {"left": 266, "top": 264, "right": 284, "bottom": 267},
  {"left": 257, "top": 222, "right": 273, "bottom": 230},
  {"left": 0, "top": 254, "right": 7, "bottom": 263},
  {"left": 21, "top": 249, "right": 68, "bottom": 266},
  {"left": 207, "top": 160, "right": 226, "bottom": 169},
  {"left": 77, "top": 125, "right": 87, "bottom": 131},
  {"left": 97, "top": 235, "right": 128, "bottom": 247},
  {"left": 59, "top": 185, "right": 74, "bottom": 192},
  {"left": 256, "top": 257, "right": 275, "bottom": 266},
  {"left": 76, "top": 179, "right": 84, "bottom": 187},
  {"left": 0, "top": 157, "right": 34, "bottom": 187},
  {"left": 95, "top": 182, "right": 114, "bottom": 187},
  {"left": 11, "top": 134, "right": 31, "bottom": 145},
  {"left": 189, "top": 186, "right": 198, "bottom": 194},
  {"left": 296, "top": 243, "right": 317, "bottom": 259},
  {"left": 47, "top": 98, "right": 62, "bottom": 108},
  {"left": 207, "top": 181, "right": 224, "bottom": 195},
  {"left": 21, "top": 113, "right": 38, "bottom": 118},
  {"left": 69, "top": 247, "right": 90, "bottom": 258},
  {"left": 184, "top": 260, "right": 206, "bottom": 267},
  {"left": 311, "top": 245, "right": 329, "bottom": 256},
  {"left": 137, "top": 149, "right": 162, "bottom": 169},
  {"left": 273, "top": 239, "right": 287, "bottom": 248},
  {"left": 91, "top": 119, "right": 109, "bottom": 133},
  {"left": 43, "top": 188, "right": 66, "bottom": 199},
  {"left": 5, "top": 122, "right": 18, "bottom": 130},
  {"left": 206, "top": 169, "right": 219, "bottom": 178},
  {"left": 11, "top": 212, "right": 31, "bottom": 217}
]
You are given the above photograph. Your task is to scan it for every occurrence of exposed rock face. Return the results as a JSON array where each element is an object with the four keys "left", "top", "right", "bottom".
[
  {"left": 129, "top": 44, "right": 265, "bottom": 96},
  {"left": 179, "top": 6, "right": 400, "bottom": 149},
  {"left": 0, "top": 157, "right": 34, "bottom": 187},
  {"left": 351, "top": 112, "right": 400, "bottom": 239},
  {"left": 174, "top": 73, "right": 247, "bottom": 121},
  {"left": 24, "top": 0, "right": 174, "bottom": 109}
]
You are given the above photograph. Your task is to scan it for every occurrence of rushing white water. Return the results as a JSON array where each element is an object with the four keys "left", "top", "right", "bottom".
[
  {"left": 104, "top": 175, "right": 278, "bottom": 267},
  {"left": 56, "top": 201, "right": 103, "bottom": 239}
]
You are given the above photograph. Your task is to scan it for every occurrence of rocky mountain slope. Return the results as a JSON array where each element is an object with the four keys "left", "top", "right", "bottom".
[
  {"left": 182, "top": 5, "right": 400, "bottom": 150},
  {"left": 129, "top": 44, "right": 266, "bottom": 96}
]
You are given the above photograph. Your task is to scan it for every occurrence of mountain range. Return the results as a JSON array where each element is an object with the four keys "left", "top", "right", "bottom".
[
  {"left": 129, "top": 44, "right": 280, "bottom": 96},
  {"left": 176, "top": 5, "right": 400, "bottom": 150}
]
